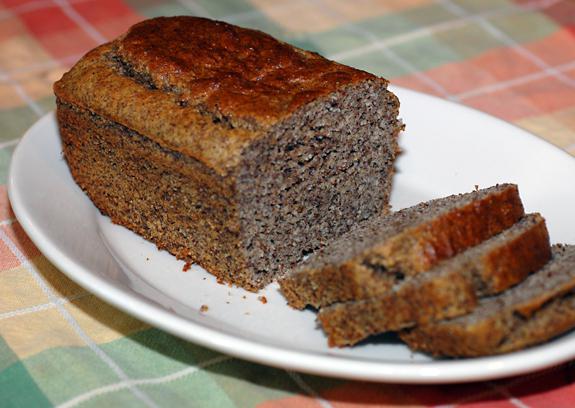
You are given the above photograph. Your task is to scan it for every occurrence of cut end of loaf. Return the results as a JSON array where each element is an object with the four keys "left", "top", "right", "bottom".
[{"left": 232, "top": 79, "right": 402, "bottom": 290}]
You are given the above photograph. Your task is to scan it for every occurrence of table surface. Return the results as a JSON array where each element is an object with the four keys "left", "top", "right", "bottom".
[{"left": 1, "top": 0, "right": 575, "bottom": 407}]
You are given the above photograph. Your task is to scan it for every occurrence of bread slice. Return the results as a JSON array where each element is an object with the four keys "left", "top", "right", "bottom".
[
  {"left": 400, "top": 245, "right": 575, "bottom": 357},
  {"left": 54, "top": 17, "right": 403, "bottom": 291},
  {"left": 318, "top": 214, "right": 551, "bottom": 346},
  {"left": 279, "top": 184, "right": 525, "bottom": 309}
]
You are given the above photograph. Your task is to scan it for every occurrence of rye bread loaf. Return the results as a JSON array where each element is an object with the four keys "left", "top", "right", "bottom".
[
  {"left": 400, "top": 245, "right": 575, "bottom": 357},
  {"left": 318, "top": 213, "right": 551, "bottom": 346},
  {"left": 279, "top": 184, "right": 525, "bottom": 309},
  {"left": 53, "top": 16, "right": 403, "bottom": 291}
]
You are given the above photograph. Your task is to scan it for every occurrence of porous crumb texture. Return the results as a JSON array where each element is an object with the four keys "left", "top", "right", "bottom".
[
  {"left": 238, "top": 79, "right": 400, "bottom": 288},
  {"left": 400, "top": 245, "right": 575, "bottom": 357},
  {"left": 280, "top": 184, "right": 525, "bottom": 309},
  {"left": 54, "top": 16, "right": 402, "bottom": 291},
  {"left": 317, "top": 213, "right": 551, "bottom": 347}
]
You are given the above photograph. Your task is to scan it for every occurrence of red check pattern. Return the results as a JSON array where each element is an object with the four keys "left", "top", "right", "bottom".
[{"left": 0, "top": 0, "right": 574, "bottom": 407}]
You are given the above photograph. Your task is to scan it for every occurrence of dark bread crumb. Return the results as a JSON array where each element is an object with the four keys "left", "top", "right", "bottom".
[
  {"left": 258, "top": 296, "right": 268, "bottom": 304},
  {"left": 182, "top": 262, "right": 192, "bottom": 272},
  {"left": 200, "top": 304, "right": 209, "bottom": 313}
]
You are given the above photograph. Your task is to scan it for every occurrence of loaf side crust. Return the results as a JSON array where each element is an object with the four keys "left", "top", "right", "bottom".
[{"left": 58, "top": 102, "right": 257, "bottom": 289}]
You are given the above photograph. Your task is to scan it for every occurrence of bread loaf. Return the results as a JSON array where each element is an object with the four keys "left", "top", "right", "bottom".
[{"left": 54, "top": 16, "right": 403, "bottom": 290}]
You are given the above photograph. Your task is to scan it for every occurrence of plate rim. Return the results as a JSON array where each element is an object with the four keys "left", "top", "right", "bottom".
[{"left": 8, "top": 88, "right": 575, "bottom": 384}]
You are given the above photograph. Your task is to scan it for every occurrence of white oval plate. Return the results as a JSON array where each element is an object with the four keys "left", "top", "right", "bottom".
[{"left": 9, "top": 87, "right": 575, "bottom": 384}]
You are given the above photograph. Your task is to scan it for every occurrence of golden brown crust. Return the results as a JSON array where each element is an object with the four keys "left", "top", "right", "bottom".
[
  {"left": 479, "top": 214, "right": 550, "bottom": 294},
  {"left": 375, "top": 185, "right": 525, "bottom": 274},
  {"left": 115, "top": 17, "right": 377, "bottom": 127},
  {"left": 54, "top": 44, "right": 258, "bottom": 176},
  {"left": 54, "top": 17, "right": 381, "bottom": 176}
]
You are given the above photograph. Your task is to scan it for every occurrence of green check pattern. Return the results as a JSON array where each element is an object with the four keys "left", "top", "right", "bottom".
[{"left": 1, "top": 0, "right": 575, "bottom": 406}]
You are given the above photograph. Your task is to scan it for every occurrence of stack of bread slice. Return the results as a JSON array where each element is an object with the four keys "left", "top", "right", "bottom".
[{"left": 279, "top": 183, "right": 575, "bottom": 357}]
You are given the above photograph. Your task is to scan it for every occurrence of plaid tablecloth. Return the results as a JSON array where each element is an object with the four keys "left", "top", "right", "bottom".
[{"left": 1, "top": 0, "right": 575, "bottom": 406}]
